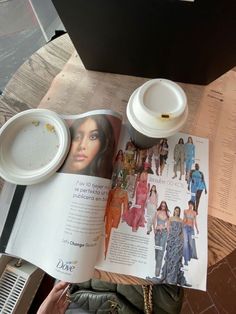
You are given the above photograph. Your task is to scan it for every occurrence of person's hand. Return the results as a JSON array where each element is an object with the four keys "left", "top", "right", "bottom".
[{"left": 37, "top": 281, "right": 70, "bottom": 314}]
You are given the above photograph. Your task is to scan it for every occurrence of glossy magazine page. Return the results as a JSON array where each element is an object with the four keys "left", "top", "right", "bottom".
[
  {"left": 96, "top": 125, "right": 209, "bottom": 291},
  {"left": 0, "top": 109, "right": 122, "bottom": 283}
]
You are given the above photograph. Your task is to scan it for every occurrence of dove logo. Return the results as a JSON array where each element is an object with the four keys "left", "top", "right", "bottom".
[{"left": 56, "top": 259, "right": 77, "bottom": 272}]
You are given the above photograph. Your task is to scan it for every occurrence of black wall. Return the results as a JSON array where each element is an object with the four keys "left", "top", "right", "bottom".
[{"left": 52, "top": 0, "right": 236, "bottom": 85}]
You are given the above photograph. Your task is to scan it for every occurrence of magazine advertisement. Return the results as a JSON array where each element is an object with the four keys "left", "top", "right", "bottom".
[
  {"left": 0, "top": 110, "right": 122, "bottom": 283},
  {"left": 0, "top": 109, "right": 209, "bottom": 290},
  {"left": 97, "top": 125, "right": 209, "bottom": 291}
]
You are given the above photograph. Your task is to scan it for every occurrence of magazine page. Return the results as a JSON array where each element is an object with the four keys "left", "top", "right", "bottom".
[
  {"left": 96, "top": 124, "right": 209, "bottom": 291},
  {"left": 0, "top": 109, "right": 122, "bottom": 283}
]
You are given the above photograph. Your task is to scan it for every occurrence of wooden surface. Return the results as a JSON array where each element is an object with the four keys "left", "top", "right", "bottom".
[{"left": 0, "top": 34, "right": 235, "bottom": 285}]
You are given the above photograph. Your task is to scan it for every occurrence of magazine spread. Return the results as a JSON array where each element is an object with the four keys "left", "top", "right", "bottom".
[
  {"left": 0, "top": 109, "right": 209, "bottom": 291},
  {"left": 96, "top": 125, "right": 209, "bottom": 291}
]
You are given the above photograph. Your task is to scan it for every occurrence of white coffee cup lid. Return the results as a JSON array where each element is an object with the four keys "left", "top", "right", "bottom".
[
  {"left": 0, "top": 109, "right": 71, "bottom": 185},
  {"left": 127, "top": 79, "right": 188, "bottom": 138}
]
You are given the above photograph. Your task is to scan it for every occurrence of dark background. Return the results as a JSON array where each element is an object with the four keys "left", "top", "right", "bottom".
[{"left": 52, "top": 0, "right": 236, "bottom": 85}]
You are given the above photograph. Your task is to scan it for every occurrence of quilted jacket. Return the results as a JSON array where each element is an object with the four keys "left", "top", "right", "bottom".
[{"left": 65, "top": 279, "right": 184, "bottom": 314}]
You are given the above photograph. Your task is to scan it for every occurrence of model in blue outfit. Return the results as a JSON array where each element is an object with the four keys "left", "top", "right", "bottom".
[
  {"left": 183, "top": 201, "right": 199, "bottom": 266},
  {"left": 184, "top": 136, "right": 195, "bottom": 182},
  {"left": 153, "top": 201, "right": 169, "bottom": 277},
  {"left": 188, "top": 163, "right": 207, "bottom": 213},
  {"left": 160, "top": 206, "right": 188, "bottom": 285}
]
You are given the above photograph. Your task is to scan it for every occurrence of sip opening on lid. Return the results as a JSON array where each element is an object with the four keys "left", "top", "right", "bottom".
[
  {"left": 127, "top": 78, "right": 188, "bottom": 139},
  {"left": 126, "top": 79, "right": 188, "bottom": 148}
]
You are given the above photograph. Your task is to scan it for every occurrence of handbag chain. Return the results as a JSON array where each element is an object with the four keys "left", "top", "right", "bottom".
[{"left": 142, "top": 285, "right": 153, "bottom": 314}]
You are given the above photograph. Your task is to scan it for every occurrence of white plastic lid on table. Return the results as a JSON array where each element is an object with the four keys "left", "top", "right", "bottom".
[
  {"left": 0, "top": 109, "right": 71, "bottom": 185},
  {"left": 126, "top": 79, "right": 188, "bottom": 138}
]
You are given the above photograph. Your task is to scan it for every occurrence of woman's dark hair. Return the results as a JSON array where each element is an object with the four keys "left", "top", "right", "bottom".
[
  {"left": 188, "top": 136, "right": 193, "bottom": 144},
  {"left": 174, "top": 206, "right": 181, "bottom": 217},
  {"left": 68, "top": 115, "right": 115, "bottom": 179},
  {"left": 160, "top": 138, "right": 168, "bottom": 148},
  {"left": 157, "top": 200, "right": 170, "bottom": 218},
  {"left": 188, "top": 200, "right": 195, "bottom": 210},
  {"left": 149, "top": 185, "right": 157, "bottom": 197},
  {"left": 178, "top": 138, "right": 184, "bottom": 144},
  {"left": 115, "top": 149, "right": 124, "bottom": 161}
]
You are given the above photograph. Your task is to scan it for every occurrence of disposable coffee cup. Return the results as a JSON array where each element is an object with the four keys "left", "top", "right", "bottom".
[{"left": 126, "top": 79, "right": 188, "bottom": 148}]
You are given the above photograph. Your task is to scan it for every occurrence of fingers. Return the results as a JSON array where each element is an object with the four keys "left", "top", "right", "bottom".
[
  {"left": 57, "top": 283, "right": 71, "bottom": 313},
  {"left": 57, "top": 291, "right": 71, "bottom": 313},
  {"left": 53, "top": 281, "right": 69, "bottom": 293},
  {"left": 50, "top": 281, "right": 70, "bottom": 303},
  {"left": 36, "top": 281, "right": 70, "bottom": 314}
]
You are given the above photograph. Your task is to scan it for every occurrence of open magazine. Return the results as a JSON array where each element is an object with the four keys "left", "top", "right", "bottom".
[{"left": 0, "top": 109, "right": 209, "bottom": 291}]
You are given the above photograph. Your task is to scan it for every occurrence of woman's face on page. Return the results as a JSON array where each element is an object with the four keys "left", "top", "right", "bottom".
[
  {"left": 69, "top": 118, "right": 101, "bottom": 172},
  {"left": 174, "top": 207, "right": 180, "bottom": 217},
  {"left": 161, "top": 202, "right": 167, "bottom": 210}
]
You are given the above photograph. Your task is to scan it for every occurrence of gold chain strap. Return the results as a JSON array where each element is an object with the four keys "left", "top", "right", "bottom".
[{"left": 142, "top": 285, "right": 153, "bottom": 314}]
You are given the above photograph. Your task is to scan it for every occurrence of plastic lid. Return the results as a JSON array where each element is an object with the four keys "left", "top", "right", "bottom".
[{"left": 127, "top": 79, "right": 188, "bottom": 138}]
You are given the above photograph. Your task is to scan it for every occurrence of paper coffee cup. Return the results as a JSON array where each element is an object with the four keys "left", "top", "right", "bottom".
[{"left": 126, "top": 79, "right": 188, "bottom": 148}]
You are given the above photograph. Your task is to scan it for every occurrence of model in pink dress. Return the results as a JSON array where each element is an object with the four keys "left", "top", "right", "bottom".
[{"left": 123, "top": 163, "right": 150, "bottom": 232}]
